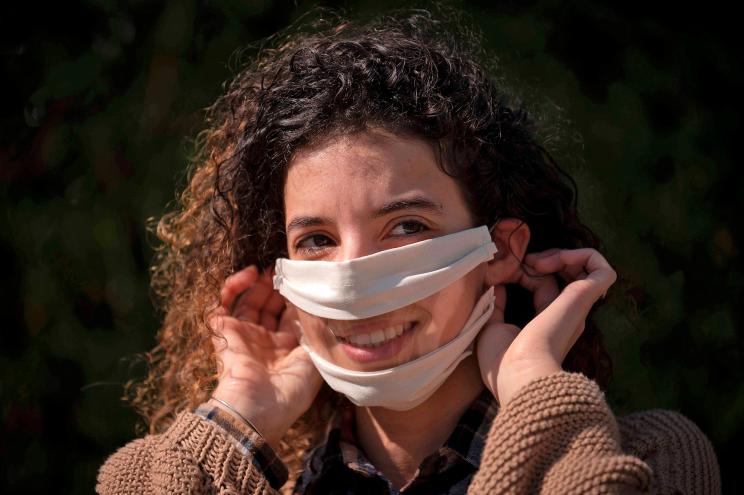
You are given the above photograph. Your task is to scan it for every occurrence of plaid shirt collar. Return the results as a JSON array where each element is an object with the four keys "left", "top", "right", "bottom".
[{"left": 293, "top": 386, "right": 500, "bottom": 494}]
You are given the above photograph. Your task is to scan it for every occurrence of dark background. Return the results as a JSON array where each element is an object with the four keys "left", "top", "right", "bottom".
[{"left": 1, "top": 0, "right": 741, "bottom": 492}]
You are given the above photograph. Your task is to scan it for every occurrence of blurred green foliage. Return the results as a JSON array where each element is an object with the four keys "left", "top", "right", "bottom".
[{"left": 1, "top": 0, "right": 741, "bottom": 492}]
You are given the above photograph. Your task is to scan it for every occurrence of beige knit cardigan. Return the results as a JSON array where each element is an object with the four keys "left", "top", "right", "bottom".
[{"left": 96, "top": 371, "right": 721, "bottom": 494}]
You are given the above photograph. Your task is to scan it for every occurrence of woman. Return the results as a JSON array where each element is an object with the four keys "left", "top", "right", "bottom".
[{"left": 97, "top": 9, "right": 720, "bottom": 494}]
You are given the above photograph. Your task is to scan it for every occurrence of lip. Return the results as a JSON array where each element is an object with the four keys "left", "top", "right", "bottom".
[{"left": 338, "top": 321, "right": 418, "bottom": 364}]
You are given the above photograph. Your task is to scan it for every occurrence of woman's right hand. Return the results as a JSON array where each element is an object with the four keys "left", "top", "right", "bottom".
[{"left": 208, "top": 265, "right": 322, "bottom": 449}]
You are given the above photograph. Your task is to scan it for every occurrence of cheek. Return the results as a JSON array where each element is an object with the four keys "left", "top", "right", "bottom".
[
  {"left": 296, "top": 312, "right": 333, "bottom": 347},
  {"left": 417, "top": 270, "right": 484, "bottom": 345}
]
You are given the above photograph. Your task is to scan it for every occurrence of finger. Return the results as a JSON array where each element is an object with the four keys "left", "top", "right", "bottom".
[
  {"left": 519, "top": 278, "right": 596, "bottom": 362},
  {"left": 220, "top": 265, "right": 259, "bottom": 309},
  {"left": 211, "top": 317, "right": 275, "bottom": 356},
  {"left": 277, "top": 303, "right": 304, "bottom": 342},
  {"left": 525, "top": 250, "right": 587, "bottom": 282},
  {"left": 259, "top": 291, "right": 286, "bottom": 331},
  {"left": 515, "top": 270, "right": 561, "bottom": 314},
  {"left": 230, "top": 269, "right": 275, "bottom": 317},
  {"left": 525, "top": 248, "right": 607, "bottom": 276},
  {"left": 524, "top": 248, "right": 561, "bottom": 261},
  {"left": 271, "top": 324, "right": 301, "bottom": 349},
  {"left": 525, "top": 249, "right": 615, "bottom": 297}
]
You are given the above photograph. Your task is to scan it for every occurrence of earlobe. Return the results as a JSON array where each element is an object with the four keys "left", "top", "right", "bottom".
[{"left": 484, "top": 218, "right": 531, "bottom": 286}]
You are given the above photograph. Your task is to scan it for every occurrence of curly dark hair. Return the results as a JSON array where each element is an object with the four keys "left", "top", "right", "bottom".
[{"left": 130, "top": 6, "right": 613, "bottom": 484}]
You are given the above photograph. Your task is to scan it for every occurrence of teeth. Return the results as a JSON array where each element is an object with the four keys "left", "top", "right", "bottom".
[
  {"left": 370, "top": 330, "right": 386, "bottom": 344},
  {"left": 345, "top": 323, "right": 413, "bottom": 347}
]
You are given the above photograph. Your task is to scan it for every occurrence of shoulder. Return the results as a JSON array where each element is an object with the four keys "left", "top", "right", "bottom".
[{"left": 617, "top": 408, "right": 721, "bottom": 494}]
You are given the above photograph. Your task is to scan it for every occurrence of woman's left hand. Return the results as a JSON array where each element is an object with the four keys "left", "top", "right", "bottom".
[{"left": 476, "top": 248, "right": 616, "bottom": 408}]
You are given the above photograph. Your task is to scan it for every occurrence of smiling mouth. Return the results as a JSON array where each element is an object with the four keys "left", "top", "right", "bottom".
[{"left": 334, "top": 322, "right": 417, "bottom": 348}]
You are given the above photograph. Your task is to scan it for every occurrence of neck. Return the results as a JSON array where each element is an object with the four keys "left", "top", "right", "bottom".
[{"left": 354, "top": 355, "right": 484, "bottom": 490}]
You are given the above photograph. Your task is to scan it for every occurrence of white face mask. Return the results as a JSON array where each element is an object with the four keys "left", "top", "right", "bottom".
[
  {"left": 273, "top": 225, "right": 497, "bottom": 319},
  {"left": 272, "top": 225, "right": 498, "bottom": 410}
]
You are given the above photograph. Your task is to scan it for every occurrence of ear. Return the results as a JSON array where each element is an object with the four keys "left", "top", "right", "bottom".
[{"left": 484, "top": 218, "right": 530, "bottom": 287}]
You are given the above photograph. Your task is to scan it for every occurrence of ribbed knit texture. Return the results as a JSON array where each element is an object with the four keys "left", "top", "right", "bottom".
[
  {"left": 97, "top": 371, "right": 721, "bottom": 494},
  {"left": 97, "top": 409, "right": 279, "bottom": 494},
  {"left": 465, "top": 371, "right": 720, "bottom": 494},
  {"left": 617, "top": 409, "right": 721, "bottom": 494}
]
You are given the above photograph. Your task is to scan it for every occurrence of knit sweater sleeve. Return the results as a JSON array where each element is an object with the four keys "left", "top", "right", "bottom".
[
  {"left": 467, "top": 370, "right": 655, "bottom": 494},
  {"left": 96, "top": 404, "right": 288, "bottom": 494},
  {"left": 617, "top": 408, "right": 722, "bottom": 494}
]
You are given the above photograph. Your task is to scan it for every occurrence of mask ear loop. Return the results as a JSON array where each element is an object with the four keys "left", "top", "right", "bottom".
[
  {"left": 484, "top": 217, "right": 501, "bottom": 293},
  {"left": 488, "top": 215, "right": 501, "bottom": 236}
]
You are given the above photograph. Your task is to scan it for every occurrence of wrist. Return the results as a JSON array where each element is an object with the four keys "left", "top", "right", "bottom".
[
  {"left": 209, "top": 396, "right": 267, "bottom": 437},
  {"left": 210, "top": 382, "right": 295, "bottom": 449},
  {"left": 208, "top": 395, "right": 288, "bottom": 449},
  {"left": 497, "top": 361, "right": 563, "bottom": 408}
]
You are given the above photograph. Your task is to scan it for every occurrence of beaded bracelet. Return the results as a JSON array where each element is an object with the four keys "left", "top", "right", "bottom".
[{"left": 210, "top": 396, "right": 267, "bottom": 440}]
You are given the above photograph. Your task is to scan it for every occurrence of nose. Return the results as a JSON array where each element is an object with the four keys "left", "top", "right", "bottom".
[{"left": 335, "top": 231, "right": 379, "bottom": 262}]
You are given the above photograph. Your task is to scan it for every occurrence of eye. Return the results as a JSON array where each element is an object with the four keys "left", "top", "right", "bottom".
[
  {"left": 390, "top": 220, "right": 428, "bottom": 237},
  {"left": 295, "top": 234, "right": 334, "bottom": 254}
]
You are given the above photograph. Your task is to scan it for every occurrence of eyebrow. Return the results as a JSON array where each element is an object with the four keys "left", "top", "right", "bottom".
[
  {"left": 372, "top": 196, "right": 445, "bottom": 218},
  {"left": 285, "top": 195, "right": 444, "bottom": 234}
]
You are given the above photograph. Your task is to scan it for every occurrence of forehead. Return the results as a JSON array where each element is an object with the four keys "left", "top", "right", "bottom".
[{"left": 284, "top": 131, "right": 456, "bottom": 206}]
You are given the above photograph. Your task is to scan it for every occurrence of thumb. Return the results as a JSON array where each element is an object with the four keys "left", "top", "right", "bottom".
[
  {"left": 477, "top": 321, "right": 521, "bottom": 364},
  {"left": 476, "top": 319, "right": 522, "bottom": 397},
  {"left": 284, "top": 344, "right": 322, "bottom": 385},
  {"left": 476, "top": 284, "right": 520, "bottom": 357}
]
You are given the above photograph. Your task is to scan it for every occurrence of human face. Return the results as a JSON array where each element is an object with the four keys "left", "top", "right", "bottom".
[{"left": 283, "top": 129, "right": 488, "bottom": 371}]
